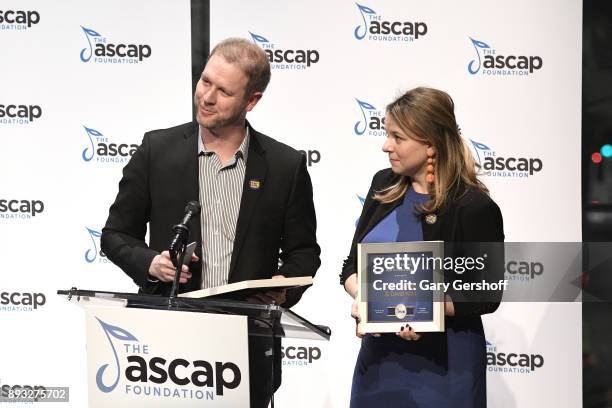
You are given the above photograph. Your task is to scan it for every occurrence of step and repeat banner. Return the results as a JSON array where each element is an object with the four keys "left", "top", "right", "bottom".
[
  {"left": 1, "top": 0, "right": 581, "bottom": 407},
  {"left": 0, "top": 0, "right": 192, "bottom": 406},
  {"left": 210, "top": 1, "right": 582, "bottom": 407}
]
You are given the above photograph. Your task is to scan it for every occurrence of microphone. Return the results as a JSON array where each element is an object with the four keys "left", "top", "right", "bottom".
[
  {"left": 168, "top": 201, "right": 200, "bottom": 302},
  {"left": 168, "top": 201, "right": 201, "bottom": 254}
]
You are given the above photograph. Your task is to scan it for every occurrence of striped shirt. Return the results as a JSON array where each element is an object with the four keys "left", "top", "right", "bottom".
[{"left": 197, "top": 127, "right": 249, "bottom": 289}]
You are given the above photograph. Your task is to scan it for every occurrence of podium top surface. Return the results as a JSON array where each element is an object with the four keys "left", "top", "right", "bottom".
[{"left": 57, "top": 288, "right": 331, "bottom": 341}]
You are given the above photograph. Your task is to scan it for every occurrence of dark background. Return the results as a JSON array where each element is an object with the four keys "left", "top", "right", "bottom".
[
  {"left": 583, "top": 2, "right": 612, "bottom": 407},
  {"left": 191, "top": 1, "right": 612, "bottom": 405}
]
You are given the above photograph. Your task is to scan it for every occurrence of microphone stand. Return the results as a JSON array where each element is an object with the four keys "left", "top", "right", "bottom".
[{"left": 168, "top": 222, "right": 189, "bottom": 307}]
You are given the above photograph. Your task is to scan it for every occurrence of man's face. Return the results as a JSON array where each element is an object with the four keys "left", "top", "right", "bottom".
[{"left": 194, "top": 54, "right": 258, "bottom": 130}]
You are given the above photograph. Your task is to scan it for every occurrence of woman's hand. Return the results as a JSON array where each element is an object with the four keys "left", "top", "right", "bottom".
[
  {"left": 396, "top": 324, "right": 421, "bottom": 341},
  {"left": 351, "top": 300, "right": 381, "bottom": 338},
  {"left": 351, "top": 300, "right": 364, "bottom": 338}
]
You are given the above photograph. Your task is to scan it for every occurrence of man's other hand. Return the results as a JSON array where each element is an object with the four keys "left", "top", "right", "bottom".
[{"left": 246, "top": 274, "right": 287, "bottom": 305}]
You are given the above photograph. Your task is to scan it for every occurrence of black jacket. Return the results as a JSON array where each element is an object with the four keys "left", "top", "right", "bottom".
[
  {"left": 101, "top": 121, "right": 321, "bottom": 307},
  {"left": 341, "top": 168, "right": 505, "bottom": 317}
]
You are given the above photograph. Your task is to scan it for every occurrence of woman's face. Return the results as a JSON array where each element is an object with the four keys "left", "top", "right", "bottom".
[{"left": 382, "top": 114, "right": 430, "bottom": 178}]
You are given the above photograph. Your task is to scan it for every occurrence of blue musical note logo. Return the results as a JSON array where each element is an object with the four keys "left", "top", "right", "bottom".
[
  {"left": 80, "top": 26, "right": 102, "bottom": 62},
  {"left": 354, "top": 3, "right": 376, "bottom": 40},
  {"left": 354, "top": 98, "right": 377, "bottom": 135},
  {"left": 469, "top": 139, "right": 492, "bottom": 166},
  {"left": 82, "top": 126, "right": 103, "bottom": 162},
  {"left": 355, "top": 195, "right": 366, "bottom": 227},
  {"left": 95, "top": 317, "right": 139, "bottom": 393},
  {"left": 85, "top": 227, "right": 102, "bottom": 263},
  {"left": 249, "top": 31, "right": 269, "bottom": 45},
  {"left": 468, "top": 37, "right": 491, "bottom": 75}
]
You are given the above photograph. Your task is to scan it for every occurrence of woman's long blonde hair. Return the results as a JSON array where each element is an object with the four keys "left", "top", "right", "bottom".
[{"left": 374, "top": 87, "right": 487, "bottom": 213}]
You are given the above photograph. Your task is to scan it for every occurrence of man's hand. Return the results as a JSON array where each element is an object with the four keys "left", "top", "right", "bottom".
[
  {"left": 246, "top": 274, "right": 287, "bottom": 305},
  {"left": 148, "top": 250, "right": 198, "bottom": 283}
]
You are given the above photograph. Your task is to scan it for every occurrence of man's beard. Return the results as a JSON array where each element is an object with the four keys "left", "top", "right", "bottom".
[{"left": 196, "top": 102, "right": 248, "bottom": 131}]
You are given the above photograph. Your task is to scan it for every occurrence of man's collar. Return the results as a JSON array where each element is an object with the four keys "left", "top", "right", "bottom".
[{"left": 198, "top": 125, "right": 250, "bottom": 161}]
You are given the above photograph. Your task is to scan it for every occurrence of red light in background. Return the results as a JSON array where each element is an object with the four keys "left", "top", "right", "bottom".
[{"left": 592, "top": 152, "right": 603, "bottom": 164}]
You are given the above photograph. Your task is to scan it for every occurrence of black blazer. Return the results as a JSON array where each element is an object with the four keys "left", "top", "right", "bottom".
[
  {"left": 101, "top": 121, "right": 321, "bottom": 306},
  {"left": 341, "top": 168, "right": 505, "bottom": 317}
]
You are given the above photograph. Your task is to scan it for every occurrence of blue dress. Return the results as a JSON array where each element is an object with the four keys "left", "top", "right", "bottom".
[{"left": 350, "top": 188, "right": 487, "bottom": 408}]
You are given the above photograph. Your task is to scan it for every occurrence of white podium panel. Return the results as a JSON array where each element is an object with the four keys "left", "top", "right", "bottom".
[{"left": 84, "top": 304, "right": 249, "bottom": 407}]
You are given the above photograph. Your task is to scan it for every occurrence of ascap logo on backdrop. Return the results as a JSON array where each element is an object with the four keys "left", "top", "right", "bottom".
[
  {"left": 298, "top": 149, "right": 321, "bottom": 167},
  {"left": 469, "top": 139, "right": 543, "bottom": 178},
  {"left": 0, "top": 9, "right": 40, "bottom": 30},
  {"left": 355, "top": 195, "right": 366, "bottom": 227},
  {"left": 0, "top": 199, "right": 44, "bottom": 219},
  {"left": 82, "top": 126, "right": 138, "bottom": 164},
  {"left": 468, "top": 37, "right": 543, "bottom": 76},
  {"left": 0, "top": 104, "right": 42, "bottom": 125},
  {"left": 95, "top": 318, "right": 241, "bottom": 401},
  {"left": 354, "top": 98, "right": 385, "bottom": 136},
  {"left": 80, "top": 26, "right": 152, "bottom": 64},
  {"left": 505, "top": 260, "right": 543, "bottom": 282},
  {"left": 85, "top": 227, "right": 111, "bottom": 264},
  {"left": 486, "top": 341, "right": 544, "bottom": 374},
  {"left": 0, "top": 291, "right": 46, "bottom": 312},
  {"left": 354, "top": 3, "right": 427, "bottom": 42},
  {"left": 281, "top": 345, "right": 321, "bottom": 367},
  {"left": 249, "top": 31, "right": 319, "bottom": 70}
]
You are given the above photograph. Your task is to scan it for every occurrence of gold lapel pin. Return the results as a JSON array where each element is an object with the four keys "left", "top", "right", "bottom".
[
  {"left": 425, "top": 214, "right": 437, "bottom": 225},
  {"left": 249, "top": 179, "right": 261, "bottom": 189}
]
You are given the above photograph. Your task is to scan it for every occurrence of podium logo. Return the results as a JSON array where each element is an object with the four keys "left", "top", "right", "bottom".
[
  {"left": 486, "top": 341, "right": 544, "bottom": 374},
  {"left": 354, "top": 3, "right": 427, "bottom": 43},
  {"left": 0, "top": 199, "right": 44, "bottom": 220},
  {"left": 354, "top": 98, "right": 385, "bottom": 136},
  {"left": 80, "top": 26, "right": 152, "bottom": 64},
  {"left": 0, "top": 10, "right": 40, "bottom": 30},
  {"left": 281, "top": 345, "right": 321, "bottom": 367},
  {"left": 468, "top": 37, "right": 543, "bottom": 76},
  {"left": 84, "top": 227, "right": 111, "bottom": 264},
  {"left": 95, "top": 318, "right": 242, "bottom": 401},
  {"left": 469, "top": 139, "right": 543, "bottom": 178},
  {"left": 0, "top": 291, "right": 46, "bottom": 312},
  {"left": 82, "top": 126, "right": 138, "bottom": 164},
  {"left": 0, "top": 104, "right": 42, "bottom": 125},
  {"left": 249, "top": 31, "right": 319, "bottom": 70}
]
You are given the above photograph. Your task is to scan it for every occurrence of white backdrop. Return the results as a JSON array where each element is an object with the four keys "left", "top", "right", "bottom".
[
  {"left": 0, "top": 0, "right": 581, "bottom": 407},
  {"left": 210, "top": 1, "right": 582, "bottom": 407},
  {"left": 0, "top": 0, "right": 192, "bottom": 405}
]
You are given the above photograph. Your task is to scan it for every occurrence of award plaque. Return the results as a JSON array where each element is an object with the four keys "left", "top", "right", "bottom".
[{"left": 357, "top": 241, "right": 445, "bottom": 333}]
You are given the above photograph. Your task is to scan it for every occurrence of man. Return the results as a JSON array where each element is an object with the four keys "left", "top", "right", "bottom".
[{"left": 101, "top": 38, "right": 320, "bottom": 407}]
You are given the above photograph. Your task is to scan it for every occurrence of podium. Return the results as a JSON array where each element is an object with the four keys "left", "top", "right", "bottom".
[{"left": 58, "top": 288, "right": 331, "bottom": 408}]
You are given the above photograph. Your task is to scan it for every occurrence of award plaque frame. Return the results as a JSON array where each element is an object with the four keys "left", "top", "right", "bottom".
[{"left": 357, "top": 241, "right": 445, "bottom": 333}]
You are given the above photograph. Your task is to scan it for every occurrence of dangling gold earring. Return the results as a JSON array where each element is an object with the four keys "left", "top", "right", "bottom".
[{"left": 425, "top": 147, "right": 435, "bottom": 184}]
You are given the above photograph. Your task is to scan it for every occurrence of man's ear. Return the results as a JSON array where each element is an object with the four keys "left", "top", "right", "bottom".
[{"left": 245, "top": 92, "right": 263, "bottom": 112}]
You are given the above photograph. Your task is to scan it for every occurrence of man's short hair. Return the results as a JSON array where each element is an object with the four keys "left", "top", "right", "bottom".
[{"left": 208, "top": 38, "right": 271, "bottom": 97}]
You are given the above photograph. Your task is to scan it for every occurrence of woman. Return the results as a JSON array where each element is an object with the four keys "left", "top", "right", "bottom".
[{"left": 340, "top": 87, "right": 504, "bottom": 408}]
